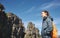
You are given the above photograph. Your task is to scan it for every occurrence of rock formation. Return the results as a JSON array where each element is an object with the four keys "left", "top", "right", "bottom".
[
  {"left": 7, "top": 13, "right": 25, "bottom": 38},
  {"left": 25, "top": 22, "right": 41, "bottom": 38}
]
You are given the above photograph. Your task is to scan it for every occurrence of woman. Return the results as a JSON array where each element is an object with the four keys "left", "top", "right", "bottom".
[{"left": 41, "top": 10, "right": 53, "bottom": 38}]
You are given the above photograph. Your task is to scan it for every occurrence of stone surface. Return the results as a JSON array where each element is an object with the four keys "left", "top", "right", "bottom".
[
  {"left": 25, "top": 22, "right": 41, "bottom": 38},
  {"left": 7, "top": 13, "right": 25, "bottom": 38}
]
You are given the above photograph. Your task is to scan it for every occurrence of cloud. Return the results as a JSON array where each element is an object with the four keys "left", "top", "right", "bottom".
[
  {"left": 39, "top": 2, "right": 60, "bottom": 10},
  {"left": 23, "top": 6, "right": 36, "bottom": 13},
  {"left": 40, "top": 3, "right": 53, "bottom": 9},
  {"left": 54, "top": 18, "right": 60, "bottom": 25},
  {"left": 54, "top": 3, "right": 60, "bottom": 6}
]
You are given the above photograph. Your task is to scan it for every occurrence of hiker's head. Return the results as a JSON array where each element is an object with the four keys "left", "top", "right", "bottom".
[
  {"left": 41, "top": 10, "right": 49, "bottom": 17},
  {"left": 0, "top": 3, "right": 5, "bottom": 11}
]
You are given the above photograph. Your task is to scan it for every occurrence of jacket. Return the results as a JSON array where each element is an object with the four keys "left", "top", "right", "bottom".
[{"left": 41, "top": 16, "right": 53, "bottom": 36}]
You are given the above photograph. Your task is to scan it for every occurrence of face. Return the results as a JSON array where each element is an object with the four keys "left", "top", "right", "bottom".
[{"left": 41, "top": 12, "right": 47, "bottom": 17}]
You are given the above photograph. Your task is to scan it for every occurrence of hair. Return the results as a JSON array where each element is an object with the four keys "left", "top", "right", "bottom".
[{"left": 42, "top": 10, "right": 49, "bottom": 16}]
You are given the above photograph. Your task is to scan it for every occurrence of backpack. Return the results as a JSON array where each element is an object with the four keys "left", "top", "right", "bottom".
[{"left": 51, "top": 22, "right": 58, "bottom": 38}]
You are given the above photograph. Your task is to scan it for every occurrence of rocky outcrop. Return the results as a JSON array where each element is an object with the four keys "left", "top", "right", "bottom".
[
  {"left": 25, "top": 22, "right": 41, "bottom": 38},
  {"left": 0, "top": 4, "right": 11, "bottom": 38},
  {"left": 7, "top": 13, "right": 25, "bottom": 38}
]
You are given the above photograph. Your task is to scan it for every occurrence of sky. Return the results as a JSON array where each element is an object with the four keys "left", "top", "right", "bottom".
[{"left": 0, "top": 0, "right": 60, "bottom": 35}]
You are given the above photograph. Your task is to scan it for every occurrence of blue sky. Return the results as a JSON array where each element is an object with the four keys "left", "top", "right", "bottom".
[{"left": 0, "top": 0, "right": 60, "bottom": 35}]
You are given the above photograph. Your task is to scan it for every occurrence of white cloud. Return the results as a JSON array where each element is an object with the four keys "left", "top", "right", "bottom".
[
  {"left": 54, "top": 18, "right": 60, "bottom": 25},
  {"left": 40, "top": 3, "right": 54, "bottom": 9},
  {"left": 54, "top": 3, "right": 60, "bottom": 6},
  {"left": 24, "top": 6, "right": 35, "bottom": 13},
  {"left": 39, "top": 2, "right": 60, "bottom": 10}
]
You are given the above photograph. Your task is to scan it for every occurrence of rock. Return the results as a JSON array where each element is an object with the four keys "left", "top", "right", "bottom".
[
  {"left": 25, "top": 22, "right": 41, "bottom": 38},
  {"left": 0, "top": 3, "right": 5, "bottom": 10},
  {"left": 7, "top": 13, "right": 25, "bottom": 38},
  {"left": 0, "top": 4, "right": 11, "bottom": 38}
]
